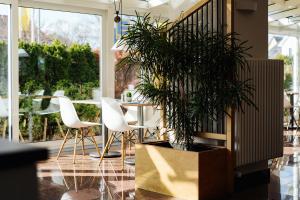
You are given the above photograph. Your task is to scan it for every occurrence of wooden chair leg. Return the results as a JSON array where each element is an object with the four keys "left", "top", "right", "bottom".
[
  {"left": 107, "top": 133, "right": 116, "bottom": 152},
  {"left": 19, "top": 131, "right": 25, "bottom": 142},
  {"left": 144, "top": 129, "right": 149, "bottom": 138},
  {"left": 80, "top": 128, "right": 85, "bottom": 156},
  {"left": 55, "top": 118, "right": 65, "bottom": 137},
  {"left": 73, "top": 130, "right": 79, "bottom": 164},
  {"left": 43, "top": 117, "right": 48, "bottom": 141},
  {"left": 121, "top": 132, "right": 125, "bottom": 171},
  {"left": 124, "top": 131, "right": 127, "bottom": 158},
  {"left": 156, "top": 128, "right": 161, "bottom": 140},
  {"left": 129, "top": 132, "right": 131, "bottom": 151},
  {"left": 91, "top": 134, "right": 101, "bottom": 157},
  {"left": 2, "top": 119, "right": 7, "bottom": 139},
  {"left": 99, "top": 133, "right": 114, "bottom": 166},
  {"left": 57, "top": 129, "right": 70, "bottom": 160}
]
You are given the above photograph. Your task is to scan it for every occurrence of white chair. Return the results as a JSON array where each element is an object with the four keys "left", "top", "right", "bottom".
[
  {"left": 0, "top": 96, "right": 24, "bottom": 141},
  {"left": 0, "top": 97, "right": 8, "bottom": 138},
  {"left": 99, "top": 97, "right": 135, "bottom": 170},
  {"left": 124, "top": 106, "right": 161, "bottom": 139},
  {"left": 124, "top": 106, "right": 138, "bottom": 125},
  {"left": 35, "top": 90, "right": 64, "bottom": 115},
  {"left": 284, "top": 92, "right": 298, "bottom": 130},
  {"left": 143, "top": 108, "right": 161, "bottom": 139},
  {"left": 32, "top": 89, "right": 45, "bottom": 110},
  {"left": 56, "top": 96, "right": 101, "bottom": 164},
  {"left": 92, "top": 88, "right": 102, "bottom": 108},
  {"left": 0, "top": 97, "right": 8, "bottom": 118},
  {"left": 35, "top": 90, "right": 65, "bottom": 141}
]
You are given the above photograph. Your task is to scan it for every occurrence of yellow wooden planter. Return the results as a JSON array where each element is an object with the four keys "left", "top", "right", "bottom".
[{"left": 135, "top": 142, "right": 229, "bottom": 200}]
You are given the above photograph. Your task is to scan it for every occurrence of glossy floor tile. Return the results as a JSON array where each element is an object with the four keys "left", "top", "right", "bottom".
[{"left": 37, "top": 132, "right": 300, "bottom": 200}]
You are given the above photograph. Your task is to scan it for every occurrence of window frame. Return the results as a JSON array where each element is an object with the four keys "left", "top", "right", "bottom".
[{"left": 0, "top": 0, "right": 116, "bottom": 145}]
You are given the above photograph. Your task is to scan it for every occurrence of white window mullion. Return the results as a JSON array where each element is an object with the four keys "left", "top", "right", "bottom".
[
  {"left": 10, "top": 0, "right": 19, "bottom": 142},
  {"left": 0, "top": 0, "right": 12, "bottom": 4}
]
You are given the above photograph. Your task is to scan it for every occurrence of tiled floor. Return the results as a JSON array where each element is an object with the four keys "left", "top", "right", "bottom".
[{"left": 37, "top": 131, "right": 300, "bottom": 200}]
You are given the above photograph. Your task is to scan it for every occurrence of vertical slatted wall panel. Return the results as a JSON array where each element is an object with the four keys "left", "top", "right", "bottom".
[{"left": 236, "top": 60, "right": 283, "bottom": 167}]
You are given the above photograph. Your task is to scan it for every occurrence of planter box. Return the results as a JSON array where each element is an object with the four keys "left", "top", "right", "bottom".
[{"left": 135, "top": 141, "right": 229, "bottom": 200}]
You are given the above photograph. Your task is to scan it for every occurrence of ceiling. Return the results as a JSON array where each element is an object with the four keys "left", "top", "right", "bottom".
[
  {"left": 269, "top": 0, "right": 300, "bottom": 36},
  {"left": 104, "top": 0, "right": 169, "bottom": 9}
]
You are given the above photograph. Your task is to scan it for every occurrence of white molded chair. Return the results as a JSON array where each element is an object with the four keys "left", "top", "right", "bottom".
[
  {"left": 99, "top": 97, "right": 134, "bottom": 170},
  {"left": 124, "top": 106, "right": 138, "bottom": 125},
  {"left": 56, "top": 96, "right": 101, "bottom": 164},
  {"left": 143, "top": 108, "right": 161, "bottom": 139},
  {"left": 35, "top": 90, "right": 65, "bottom": 141},
  {"left": 32, "top": 89, "right": 45, "bottom": 110},
  {"left": 124, "top": 106, "right": 161, "bottom": 139},
  {"left": 0, "top": 96, "right": 25, "bottom": 141},
  {"left": 284, "top": 92, "right": 292, "bottom": 109},
  {"left": 284, "top": 92, "right": 298, "bottom": 130},
  {"left": 0, "top": 97, "right": 8, "bottom": 138},
  {"left": 35, "top": 90, "right": 64, "bottom": 115},
  {"left": 0, "top": 97, "right": 8, "bottom": 118},
  {"left": 92, "top": 88, "right": 102, "bottom": 108}
]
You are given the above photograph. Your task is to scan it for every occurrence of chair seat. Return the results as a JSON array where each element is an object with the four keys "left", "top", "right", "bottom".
[
  {"left": 127, "top": 120, "right": 138, "bottom": 125},
  {"left": 130, "top": 124, "right": 155, "bottom": 129},
  {"left": 75, "top": 121, "right": 101, "bottom": 128}
]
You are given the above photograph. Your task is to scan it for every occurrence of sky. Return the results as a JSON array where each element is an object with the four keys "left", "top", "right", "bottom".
[
  {"left": 0, "top": 4, "right": 9, "bottom": 16},
  {"left": 0, "top": 4, "right": 102, "bottom": 49}
]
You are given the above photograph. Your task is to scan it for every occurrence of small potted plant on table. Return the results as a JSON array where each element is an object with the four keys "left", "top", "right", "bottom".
[{"left": 126, "top": 91, "right": 132, "bottom": 102}]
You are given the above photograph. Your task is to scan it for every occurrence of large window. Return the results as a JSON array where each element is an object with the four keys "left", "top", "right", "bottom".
[
  {"left": 114, "top": 15, "right": 138, "bottom": 98},
  {"left": 0, "top": 4, "right": 10, "bottom": 140},
  {"left": 18, "top": 7, "right": 102, "bottom": 143},
  {"left": 269, "top": 34, "right": 297, "bottom": 92}
]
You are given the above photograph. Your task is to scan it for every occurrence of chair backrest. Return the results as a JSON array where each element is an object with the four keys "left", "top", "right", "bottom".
[
  {"left": 102, "top": 97, "right": 131, "bottom": 132},
  {"left": 0, "top": 97, "right": 8, "bottom": 117},
  {"left": 284, "top": 92, "right": 292, "bottom": 108},
  {"left": 124, "top": 106, "right": 138, "bottom": 122},
  {"left": 144, "top": 108, "right": 161, "bottom": 127},
  {"left": 58, "top": 97, "right": 80, "bottom": 128},
  {"left": 35, "top": 89, "right": 44, "bottom": 96},
  {"left": 92, "top": 88, "right": 101, "bottom": 101},
  {"left": 51, "top": 90, "right": 65, "bottom": 105}
]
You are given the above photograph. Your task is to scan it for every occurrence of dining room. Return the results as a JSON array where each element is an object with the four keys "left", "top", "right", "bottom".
[{"left": 0, "top": 0, "right": 291, "bottom": 200}]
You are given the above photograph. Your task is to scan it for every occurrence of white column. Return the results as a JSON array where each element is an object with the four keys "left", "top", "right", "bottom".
[
  {"left": 293, "top": 37, "right": 300, "bottom": 94},
  {"left": 296, "top": 37, "right": 300, "bottom": 94},
  {"left": 10, "top": 0, "right": 19, "bottom": 142},
  {"left": 101, "top": 6, "right": 115, "bottom": 98}
]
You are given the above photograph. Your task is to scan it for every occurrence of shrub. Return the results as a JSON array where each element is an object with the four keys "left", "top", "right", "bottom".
[{"left": 17, "top": 40, "right": 101, "bottom": 142}]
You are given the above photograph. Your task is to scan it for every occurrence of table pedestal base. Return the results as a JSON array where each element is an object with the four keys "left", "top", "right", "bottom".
[
  {"left": 124, "top": 157, "right": 135, "bottom": 165},
  {"left": 89, "top": 151, "right": 121, "bottom": 158}
]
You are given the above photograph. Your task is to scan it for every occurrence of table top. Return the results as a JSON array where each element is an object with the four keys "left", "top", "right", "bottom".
[
  {"left": 72, "top": 99, "right": 101, "bottom": 105},
  {"left": 121, "top": 102, "right": 154, "bottom": 107},
  {"left": 19, "top": 95, "right": 57, "bottom": 99},
  {"left": 19, "top": 96, "right": 155, "bottom": 107},
  {"left": 72, "top": 99, "right": 154, "bottom": 107}
]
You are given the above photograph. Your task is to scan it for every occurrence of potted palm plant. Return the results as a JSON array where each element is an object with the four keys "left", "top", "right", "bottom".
[{"left": 118, "top": 13, "right": 255, "bottom": 200}]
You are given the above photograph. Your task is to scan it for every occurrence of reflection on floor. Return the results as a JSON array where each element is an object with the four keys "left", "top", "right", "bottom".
[
  {"left": 38, "top": 147, "right": 180, "bottom": 200},
  {"left": 37, "top": 131, "right": 300, "bottom": 200}
]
